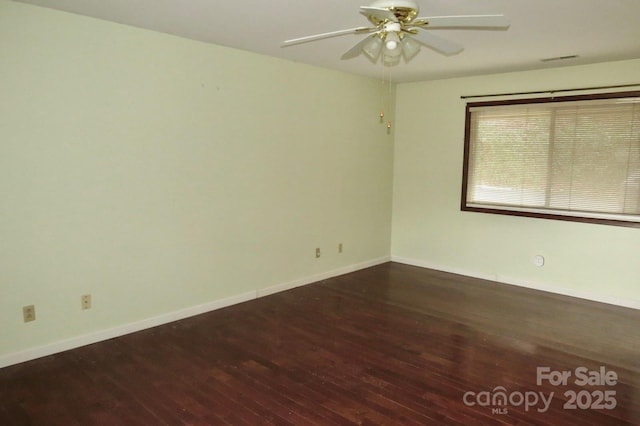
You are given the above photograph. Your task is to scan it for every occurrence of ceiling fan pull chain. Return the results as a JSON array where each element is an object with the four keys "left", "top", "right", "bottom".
[
  {"left": 380, "top": 81, "right": 385, "bottom": 119},
  {"left": 385, "top": 66, "right": 392, "bottom": 133}
]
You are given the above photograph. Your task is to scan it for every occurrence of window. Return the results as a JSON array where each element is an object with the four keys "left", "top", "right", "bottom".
[{"left": 462, "top": 91, "right": 640, "bottom": 227}]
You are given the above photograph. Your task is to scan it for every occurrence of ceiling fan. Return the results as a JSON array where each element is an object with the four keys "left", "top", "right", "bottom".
[{"left": 281, "top": 0, "right": 510, "bottom": 66}]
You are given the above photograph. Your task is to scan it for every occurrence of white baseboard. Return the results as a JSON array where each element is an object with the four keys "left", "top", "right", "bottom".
[
  {"left": 0, "top": 291, "right": 256, "bottom": 370},
  {"left": 0, "top": 256, "right": 390, "bottom": 369},
  {"left": 257, "top": 256, "right": 391, "bottom": 298},
  {"left": 391, "top": 256, "right": 640, "bottom": 311}
]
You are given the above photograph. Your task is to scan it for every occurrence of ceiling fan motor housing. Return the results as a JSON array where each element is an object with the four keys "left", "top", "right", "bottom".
[{"left": 368, "top": 0, "right": 419, "bottom": 24}]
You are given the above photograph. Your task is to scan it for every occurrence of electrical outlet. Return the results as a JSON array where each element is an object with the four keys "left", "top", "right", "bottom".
[
  {"left": 81, "top": 294, "right": 91, "bottom": 310},
  {"left": 315, "top": 248, "right": 321, "bottom": 258},
  {"left": 338, "top": 243, "right": 343, "bottom": 253},
  {"left": 23, "top": 305, "right": 36, "bottom": 323}
]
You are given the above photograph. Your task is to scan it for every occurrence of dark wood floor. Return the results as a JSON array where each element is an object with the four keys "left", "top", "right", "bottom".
[{"left": 1, "top": 262, "right": 639, "bottom": 425}]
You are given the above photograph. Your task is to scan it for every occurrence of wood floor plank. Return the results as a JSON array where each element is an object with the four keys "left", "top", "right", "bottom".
[{"left": 1, "top": 262, "right": 639, "bottom": 425}]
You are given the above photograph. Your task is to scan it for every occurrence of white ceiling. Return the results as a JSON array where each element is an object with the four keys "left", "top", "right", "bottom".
[{"left": 14, "top": 0, "right": 640, "bottom": 83}]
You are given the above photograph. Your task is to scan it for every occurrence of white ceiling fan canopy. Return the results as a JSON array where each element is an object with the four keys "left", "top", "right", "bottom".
[
  {"left": 365, "top": 0, "right": 420, "bottom": 25},
  {"left": 369, "top": 0, "right": 418, "bottom": 8}
]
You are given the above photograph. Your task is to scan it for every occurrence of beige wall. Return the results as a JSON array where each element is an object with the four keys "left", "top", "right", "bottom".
[
  {"left": 0, "top": 1, "right": 393, "bottom": 361},
  {"left": 392, "top": 59, "right": 640, "bottom": 308}
]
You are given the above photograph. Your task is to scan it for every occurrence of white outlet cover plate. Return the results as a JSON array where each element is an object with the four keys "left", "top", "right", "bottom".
[{"left": 534, "top": 255, "right": 545, "bottom": 267}]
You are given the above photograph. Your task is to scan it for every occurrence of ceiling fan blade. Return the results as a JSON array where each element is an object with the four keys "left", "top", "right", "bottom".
[
  {"left": 415, "top": 15, "right": 510, "bottom": 29},
  {"left": 411, "top": 31, "right": 464, "bottom": 56},
  {"left": 360, "top": 6, "right": 399, "bottom": 23},
  {"left": 282, "top": 27, "right": 375, "bottom": 47},
  {"left": 341, "top": 35, "right": 380, "bottom": 60}
]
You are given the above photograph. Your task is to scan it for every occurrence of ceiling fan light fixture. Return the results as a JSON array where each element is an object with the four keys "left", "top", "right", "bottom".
[
  {"left": 382, "top": 53, "right": 402, "bottom": 67},
  {"left": 385, "top": 31, "right": 400, "bottom": 50},
  {"left": 401, "top": 36, "right": 421, "bottom": 61},
  {"left": 382, "top": 36, "right": 402, "bottom": 66},
  {"left": 362, "top": 36, "right": 383, "bottom": 61},
  {"left": 383, "top": 34, "right": 402, "bottom": 54}
]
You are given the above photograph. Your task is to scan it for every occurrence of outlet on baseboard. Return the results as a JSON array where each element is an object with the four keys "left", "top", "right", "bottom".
[
  {"left": 315, "top": 248, "right": 321, "bottom": 258},
  {"left": 338, "top": 243, "right": 343, "bottom": 253}
]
